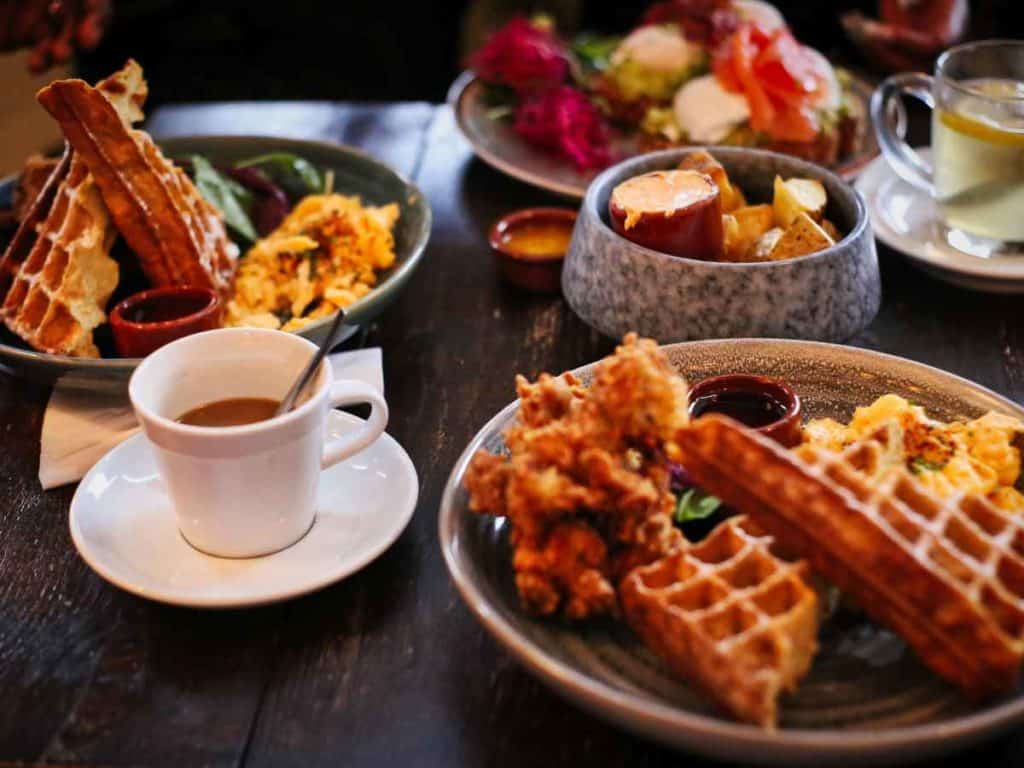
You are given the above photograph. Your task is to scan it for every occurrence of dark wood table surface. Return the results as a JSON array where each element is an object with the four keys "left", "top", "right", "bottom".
[{"left": 1, "top": 101, "right": 1022, "bottom": 768}]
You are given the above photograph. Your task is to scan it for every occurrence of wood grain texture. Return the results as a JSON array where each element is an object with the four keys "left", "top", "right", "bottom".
[{"left": 0, "top": 100, "right": 1021, "bottom": 767}]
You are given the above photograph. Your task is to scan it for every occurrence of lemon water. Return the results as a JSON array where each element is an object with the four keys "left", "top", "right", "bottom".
[{"left": 933, "top": 78, "right": 1024, "bottom": 244}]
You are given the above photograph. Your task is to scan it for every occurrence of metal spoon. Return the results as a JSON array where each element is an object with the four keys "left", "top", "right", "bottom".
[{"left": 275, "top": 309, "right": 347, "bottom": 416}]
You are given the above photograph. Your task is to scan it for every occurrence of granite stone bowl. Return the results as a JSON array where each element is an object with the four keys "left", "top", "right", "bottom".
[{"left": 562, "top": 147, "right": 880, "bottom": 343}]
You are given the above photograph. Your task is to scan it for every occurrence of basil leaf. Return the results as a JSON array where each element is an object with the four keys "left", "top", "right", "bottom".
[
  {"left": 674, "top": 488, "right": 723, "bottom": 524},
  {"left": 234, "top": 152, "right": 323, "bottom": 200},
  {"left": 191, "top": 155, "right": 257, "bottom": 243}
]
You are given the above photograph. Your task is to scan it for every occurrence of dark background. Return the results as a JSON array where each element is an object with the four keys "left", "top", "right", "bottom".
[{"left": 76, "top": 0, "right": 1017, "bottom": 108}]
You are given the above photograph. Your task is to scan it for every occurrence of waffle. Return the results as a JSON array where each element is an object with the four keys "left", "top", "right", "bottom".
[
  {"left": 0, "top": 63, "right": 148, "bottom": 356},
  {"left": 0, "top": 154, "right": 117, "bottom": 356},
  {"left": 620, "top": 516, "right": 820, "bottom": 727},
  {"left": 676, "top": 414, "right": 1024, "bottom": 699},
  {"left": 12, "top": 155, "right": 62, "bottom": 223},
  {"left": 37, "top": 77, "right": 238, "bottom": 298}
]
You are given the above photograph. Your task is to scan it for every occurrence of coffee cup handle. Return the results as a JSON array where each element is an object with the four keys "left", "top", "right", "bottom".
[
  {"left": 871, "top": 72, "right": 935, "bottom": 194},
  {"left": 321, "top": 380, "right": 389, "bottom": 469}
]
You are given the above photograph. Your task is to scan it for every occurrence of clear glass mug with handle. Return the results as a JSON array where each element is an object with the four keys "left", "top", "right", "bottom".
[{"left": 871, "top": 40, "right": 1024, "bottom": 256}]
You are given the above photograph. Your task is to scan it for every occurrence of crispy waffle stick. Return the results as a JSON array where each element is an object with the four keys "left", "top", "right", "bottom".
[
  {"left": 621, "top": 516, "right": 819, "bottom": 727},
  {"left": 37, "top": 78, "right": 238, "bottom": 297},
  {"left": 676, "top": 415, "right": 1024, "bottom": 699}
]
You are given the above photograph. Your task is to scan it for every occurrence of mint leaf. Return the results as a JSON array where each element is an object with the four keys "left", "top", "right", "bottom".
[{"left": 675, "top": 488, "right": 723, "bottom": 524}]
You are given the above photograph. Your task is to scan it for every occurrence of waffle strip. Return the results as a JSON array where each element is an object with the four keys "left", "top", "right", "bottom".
[
  {"left": 621, "top": 516, "right": 819, "bottom": 727},
  {"left": 676, "top": 415, "right": 1024, "bottom": 699},
  {"left": 36, "top": 78, "right": 237, "bottom": 298}
]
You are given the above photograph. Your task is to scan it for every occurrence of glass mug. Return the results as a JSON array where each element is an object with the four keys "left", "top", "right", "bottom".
[{"left": 872, "top": 40, "right": 1024, "bottom": 255}]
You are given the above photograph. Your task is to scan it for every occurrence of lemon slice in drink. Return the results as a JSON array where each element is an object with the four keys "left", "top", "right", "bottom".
[
  {"left": 939, "top": 79, "right": 1024, "bottom": 147},
  {"left": 939, "top": 109, "right": 1024, "bottom": 147}
]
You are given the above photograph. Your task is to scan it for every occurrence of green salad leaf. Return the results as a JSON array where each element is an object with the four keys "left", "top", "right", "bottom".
[
  {"left": 674, "top": 488, "right": 723, "bottom": 524},
  {"left": 572, "top": 33, "right": 621, "bottom": 73},
  {"left": 191, "top": 154, "right": 257, "bottom": 243},
  {"left": 235, "top": 152, "right": 324, "bottom": 200}
]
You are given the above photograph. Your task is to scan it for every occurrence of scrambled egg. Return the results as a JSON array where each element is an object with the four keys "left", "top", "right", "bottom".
[
  {"left": 805, "top": 394, "right": 1024, "bottom": 512},
  {"left": 227, "top": 194, "right": 399, "bottom": 332}
]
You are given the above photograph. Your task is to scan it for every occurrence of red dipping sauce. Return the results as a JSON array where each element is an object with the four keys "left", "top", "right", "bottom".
[
  {"left": 110, "top": 286, "right": 222, "bottom": 358},
  {"left": 688, "top": 374, "right": 802, "bottom": 447}
]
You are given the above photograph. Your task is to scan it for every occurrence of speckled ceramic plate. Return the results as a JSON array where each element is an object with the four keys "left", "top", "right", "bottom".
[
  {"left": 449, "top": 70, "right": 878, "bottom": 199},
  {"left": 856, "top": 151, "right": 1024, "bottom": 294},
  {"left": 439, "top": 339, "right": 1024, "bottom": 766},
  {"left": 0, "top": 135, "right": 431, "bottom": 391}
]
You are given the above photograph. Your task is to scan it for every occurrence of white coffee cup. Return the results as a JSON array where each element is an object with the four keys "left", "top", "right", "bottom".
[{"left": 129, "top": 328, "right": 388, "bottom": 558}]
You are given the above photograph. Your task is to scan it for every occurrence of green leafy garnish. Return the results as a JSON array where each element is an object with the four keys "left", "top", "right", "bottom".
[
  {"left": 191, "top": 155, "right": 257, "bottom": 243},
  {"left": 910, "top": 457, "right": 945, "bottom": 474},
  {"left": 235, "top": 152, "right": 324, "bottom": 200},
  {"left": 675, "top": 488, "right": 723, "bottom": 524},
  {"left": 572, "top": 33, "right": 621, "bottom": 73}
]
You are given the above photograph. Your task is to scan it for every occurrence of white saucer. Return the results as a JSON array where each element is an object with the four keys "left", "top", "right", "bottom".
[
  {"left": 856, "top": 151, "right": 1024, "bottom": 293},
  {"left": 69, "top": 411, "right": 418, "bottom": 608}
]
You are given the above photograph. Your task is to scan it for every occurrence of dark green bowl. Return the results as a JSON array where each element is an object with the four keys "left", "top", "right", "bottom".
[{"left": 0, "top": 135, "right": 431, "bottom": 391}]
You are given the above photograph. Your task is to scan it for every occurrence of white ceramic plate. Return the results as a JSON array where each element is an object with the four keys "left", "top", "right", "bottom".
[
  {"left": 440, "top": 339, "right": 1024, "bottom": 766},
  {"left": 856, "top": 151, "right": 1024, "bottom": 293},
  {"left": 70, "top": 411, "right": 418, "bottom": 608}
]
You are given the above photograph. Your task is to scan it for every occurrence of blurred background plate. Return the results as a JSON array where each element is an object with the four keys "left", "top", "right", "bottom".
[
  {"left": 0, "top": 135, "right": 431, "bottom": 391},
  {"left": 439, "top": 339, "right": 1024, "bottom": 766},
  {"left": 448, "top": 70, "right": 878, "bottom": 199}
]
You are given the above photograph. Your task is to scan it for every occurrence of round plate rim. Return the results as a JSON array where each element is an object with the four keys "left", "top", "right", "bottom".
[
  {"left": 856, "top": 152, "right": 1024, "bottom": 286},
  {"left": 0, "top": 134, "right": 432, "bottom": 377},
  {"left": 438, "top": 338, "right": 1024, "bottom": 760},
  {"left": 70, "top": 411, "right": 419, "bottom": 609},
  {"left": 449, "top": 70, "right": 879, "bottom": 200}
]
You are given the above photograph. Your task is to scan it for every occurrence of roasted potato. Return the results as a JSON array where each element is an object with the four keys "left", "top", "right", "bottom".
[
  {"left": 745, "top": 227, "right": 784, "bottom": 262},
  {"left": 678, "top": 150, "right": 745, "bottom": 212},
  {"left": 733, "top": 204, "right": 774, "bottom": 240},
  {"left": 768, "top": 212, "right": 835, "bottom": 260},
  {"left": 722, "top": 204, "right": 775, "bottom": 260},
  {"left": 821, "top": 218, "right": 841, "bottom": 242},
  {"left": 773, "top": 176, "right": 827, "bottom": 228}
]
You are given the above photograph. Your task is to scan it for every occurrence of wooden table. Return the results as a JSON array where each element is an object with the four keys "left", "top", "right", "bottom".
[{"left": 1, "top": 101, "right": 1021, "bottom": 768}]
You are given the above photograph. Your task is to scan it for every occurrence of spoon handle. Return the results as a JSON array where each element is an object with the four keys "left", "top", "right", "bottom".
[{"left": 275, "top": 309, "right": 347, "bottom": 416}]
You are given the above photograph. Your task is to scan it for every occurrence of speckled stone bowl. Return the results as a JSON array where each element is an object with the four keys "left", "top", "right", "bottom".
[{"left": 562, "top": 147, "right": 880, "bottom": 342}]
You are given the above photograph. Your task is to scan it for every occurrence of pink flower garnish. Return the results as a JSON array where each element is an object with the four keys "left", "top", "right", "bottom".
[
  {"left": 513, "top": 86, "right": 614, "bottom": 171},
  {"left": 468, "top": 17, "right": 569, "bottom": 95}
]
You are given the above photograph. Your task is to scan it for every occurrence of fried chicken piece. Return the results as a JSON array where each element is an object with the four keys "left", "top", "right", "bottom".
[
  {"left": 465, "top": 333, "right": 690, "bottom": 619},
  {"left": 512, "top": 521, "right": 617, "bottom": 620}
]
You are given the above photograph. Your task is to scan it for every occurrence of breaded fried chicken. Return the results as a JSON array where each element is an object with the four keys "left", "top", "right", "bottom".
[{"left": 464, "top": 334, "right": 690, "bottom": 619}]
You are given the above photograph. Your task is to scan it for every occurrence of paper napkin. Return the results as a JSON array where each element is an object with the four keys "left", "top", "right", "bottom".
[{"left": 38, "top": 347, "right": 384, "bottom": 490}]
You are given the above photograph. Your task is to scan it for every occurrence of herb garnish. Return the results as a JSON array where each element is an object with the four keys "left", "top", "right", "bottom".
[
  {"left": 910, "top": 457, "right": 945, "bottom": 474},
  {"left": 675, "top": 488, "right": 723, "bottom": 524}
]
